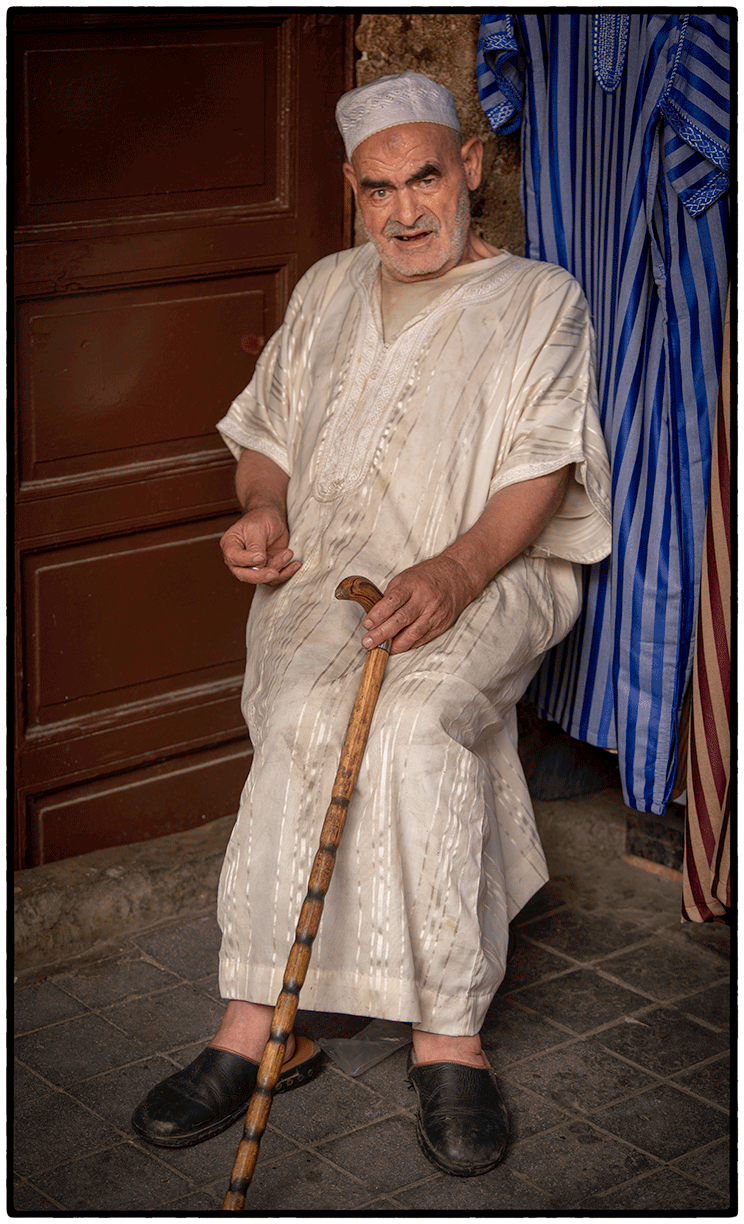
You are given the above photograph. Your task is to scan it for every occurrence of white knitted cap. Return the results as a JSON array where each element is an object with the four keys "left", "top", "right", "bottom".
[{"left": 336, "top": 71, "right": 460, "bottom": 160}]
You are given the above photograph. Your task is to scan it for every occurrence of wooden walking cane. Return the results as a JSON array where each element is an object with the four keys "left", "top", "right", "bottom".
[{"left": 222, "top": 575, "right": 389, "bottom": 1212}]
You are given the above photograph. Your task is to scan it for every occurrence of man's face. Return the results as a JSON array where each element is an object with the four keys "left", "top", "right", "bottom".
[{"left": 343, "top": 123, "right": 481, "bottom": 282}]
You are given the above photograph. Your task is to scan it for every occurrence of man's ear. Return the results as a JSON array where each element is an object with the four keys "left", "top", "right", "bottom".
[
  {"left": 342, "top": 161, "right": 359, "bottom": 200},
  {"left": 460, "top": 137, "right": 484, "bottom": 191}
]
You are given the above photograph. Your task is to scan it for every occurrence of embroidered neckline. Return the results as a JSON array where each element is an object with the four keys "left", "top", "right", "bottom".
[
  {"left": 593, "top": 13, "right": 630, "bottom": 94},
  {"left": 313, "top": 245, "right": 521, "bottom": 502}
]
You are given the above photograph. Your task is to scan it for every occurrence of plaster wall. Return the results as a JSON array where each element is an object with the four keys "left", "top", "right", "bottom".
[{"left": 353, "top": 13, "right": 525, "bottom": 254}]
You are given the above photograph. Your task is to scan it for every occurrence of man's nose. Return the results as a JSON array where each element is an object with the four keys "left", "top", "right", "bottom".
[{"left": 393, "top": 187, "right": 424, "bottom": 227}]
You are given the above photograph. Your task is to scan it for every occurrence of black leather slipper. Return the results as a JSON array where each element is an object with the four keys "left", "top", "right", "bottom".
[
  {"left": 132, "top": 1036, "right": 322, "bottom": 1148},
  {"left": 408, "top": 1058, "right": 509, "bottom": 1176}
]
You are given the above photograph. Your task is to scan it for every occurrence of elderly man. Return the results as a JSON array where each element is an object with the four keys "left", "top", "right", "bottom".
[{"left": 133, "top": 72, "right": 611, "bottom": 1177}]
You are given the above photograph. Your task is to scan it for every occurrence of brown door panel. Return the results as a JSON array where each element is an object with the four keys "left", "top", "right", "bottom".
[
  {"left": 16, "top": 265, "right": 287, "bottom": 491},
  {"left": 15, "top": 456, "right": 239, "bottom": 543},
  {"left": 18, "top": 681, "right": 247, "bottom": 796},
  {"left": 23, "top": 742, "right": 253, "bottom": 866},
  {"left": 14, "top": 225, "right": 300, "bottom": 295},
  {"left": 21, "top": 517, "right": 251, "bottom": 731},
  {"left": 13, "top": 10, "right": 355, "bottom": 867},
  {"left": 14, "top": 19, "right": 285, "bottom": 230}
]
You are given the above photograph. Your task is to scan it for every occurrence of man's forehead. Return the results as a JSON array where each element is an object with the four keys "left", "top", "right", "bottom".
[{"left": 352, "top": 122, "right": 458, "bottom": 171}]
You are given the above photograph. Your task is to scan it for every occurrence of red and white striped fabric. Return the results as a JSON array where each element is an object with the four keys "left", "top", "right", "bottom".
[{"left": 683, "top": 297, "right": 731, "bottom": 922}]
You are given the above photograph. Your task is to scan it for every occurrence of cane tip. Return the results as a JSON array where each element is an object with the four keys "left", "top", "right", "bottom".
[{"left": 222, "top": 1189, "right": 246, "bottom": 1211}]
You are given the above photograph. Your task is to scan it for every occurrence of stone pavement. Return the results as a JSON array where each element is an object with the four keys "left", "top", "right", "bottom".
[{"left": 12, "top": 789, "right": 732, "bottom": 1214}]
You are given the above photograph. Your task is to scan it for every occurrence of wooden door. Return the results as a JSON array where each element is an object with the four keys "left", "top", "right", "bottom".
[{"left": 13, "top": 10, "right": 355, "bottom": 868}]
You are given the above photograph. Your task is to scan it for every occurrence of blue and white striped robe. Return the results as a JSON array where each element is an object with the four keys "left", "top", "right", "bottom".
[{"left": 477, "top": 13, "right": 730, "bottom": 814}]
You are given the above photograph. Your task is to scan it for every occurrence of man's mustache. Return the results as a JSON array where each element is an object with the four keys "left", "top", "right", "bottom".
[{"left": 383, "top": 214, "right": 441, "bottom": 238}]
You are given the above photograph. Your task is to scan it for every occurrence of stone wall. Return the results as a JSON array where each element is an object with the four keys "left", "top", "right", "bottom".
[{"left": 353, "top": 13, "right": 524, "bottom": 254}]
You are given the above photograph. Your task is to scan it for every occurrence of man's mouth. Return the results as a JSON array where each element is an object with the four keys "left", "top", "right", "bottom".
[{"left": 393, "top": 231, "right": 433, "bottom": 244}]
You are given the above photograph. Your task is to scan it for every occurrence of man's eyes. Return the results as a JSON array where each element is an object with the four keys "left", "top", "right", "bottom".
[{"left": 369, "top": 178, "right": 437, "bottom": 200}]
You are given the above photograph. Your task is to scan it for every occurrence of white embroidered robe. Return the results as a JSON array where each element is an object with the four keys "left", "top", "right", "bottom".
[{"left": 216, "top": 245, "right": 611, "bottom": 1034}]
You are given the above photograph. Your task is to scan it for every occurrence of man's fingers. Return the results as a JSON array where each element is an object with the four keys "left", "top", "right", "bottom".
[
  {"left": 225, "top": 549, "right": 266, "bottom": 569},
  {"left": 266, "top": 558, "right": 302, "bottom": 585},
  {"left": 362, "top": 588, "right": 405, "bottom": 627},
  {"left": 359, "top": 558, "right": 472, "bottom": 653},
  {"left": 361, "top": 591, "right": 428, "bottom": 649},
  {"left": 228, "top": 558, "right": 301, "bottom": 586},
  {"left": 368, "top": 610, "right": 438, "bottom": 654},
  {"left": 219, "top": 509, "right": 298, "bottom": 586},
  {"left": 223, "top": 539, "right": 293, "bottom": 569},
  {"left": 225, "top": 552, "right": 301, "bottom": 585},
  {"left": 361, "top": 572, "right": 461, "bottom": 652}
]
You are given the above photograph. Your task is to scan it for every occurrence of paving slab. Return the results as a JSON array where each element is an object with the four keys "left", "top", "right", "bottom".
[
  {"left": 505, "top": 1117, "right": 660, "bottom": 1201},
  {"left": 500, "top": 932, "right": 575, "bottom": 989},
  {"left": 580, "top": 1164, "right": 729, "bottom": 1211},
  {"left": 590, "top": 1083, "right": 730, "bottom": 1161},
  {"left": 217, "top": 1146, "right": 374, "bottom": 1212},
  {"left": 672, "top": 1136, "right": 731, "bottom": 1196},
  {"left": 13, "top": 1085, "right": 121, "bottom": 1178},
  {"left": 480, "top": 994, "right": 574, "bottom": 1069},
  {"left": 13, "top": 980, "right": 88, "bottom": 1034},
  {"left": 598, "top": 933, "right": 731, "bottom": 1000},
  {"left": 503, "top": 1038, "right": 657, "bottom": 1113},
  {"left": 31, "top": 1141, "right": 193, "bottom": 1213},
  {"left": 53, "top": 955, "right": 181, "bottom": 1008},
  {"left": 495, "top": 1079, "right": 572, "bottom": 1145},
  {"left": 102, "top": 983, "right": 225, "bottom": 1055},
  {"left": 672, "top": 1053, "right": 731, "bottom": 1110},
  {"left": 318, "top": 1115, "right": 435, "bottom": 1194},
  {"left": 596, "top": 1005, "right": 729, "bottom": 1075},
  {"left": 675, "top": 981, "right": 731, "bottom": 1031},
  {"left": 510, "top": 965, "right": 652, "bottom": 1033},
  {"left": 519, "top": 906, "right": 651, "bottom": 961},
  {"left": 393, "top": 1163, "right": 555, "bottom": 1211},
  {"left": 15, "top": 1013, "right": 149, "bottom": 1087}
]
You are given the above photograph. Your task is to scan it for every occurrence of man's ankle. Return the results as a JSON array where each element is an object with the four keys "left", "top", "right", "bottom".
[
  {"left": 209, "top": 1000, "right": 296, "bottom": 1064},
  {"left": 412, "top": 1031, "right": 488, "bottom": 1069}
]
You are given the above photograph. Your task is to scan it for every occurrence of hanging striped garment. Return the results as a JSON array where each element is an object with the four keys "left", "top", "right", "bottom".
[
  {"left": 477, "top": 14, "right": 730, "bottom": 814},
  {"left": 683, "top": 295, "right": 730, "bottom": 921}
]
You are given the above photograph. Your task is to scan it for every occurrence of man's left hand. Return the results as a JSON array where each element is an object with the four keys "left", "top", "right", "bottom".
[
  {"left": 359, "top": 466, "right": 572, "bottom": 655},
  {"left": 360, "top": 557, "right": 477, "bottom": 655}
]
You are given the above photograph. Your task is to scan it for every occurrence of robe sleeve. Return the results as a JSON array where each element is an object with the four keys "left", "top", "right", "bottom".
[
  {"left": 489, "top": 268, "right": 612, "bottom": 564},
  {"left": 477, "top": 15, "right": 523, "bottom": 135},
  {"left": 215, "top": 328, "right": 290, "bottom": 472},
  {"left": 659, "top": 14, "right": 730, "bottom": 218},
  {"left": 215, "top": 267, "right": 317, "bottom": 475}
]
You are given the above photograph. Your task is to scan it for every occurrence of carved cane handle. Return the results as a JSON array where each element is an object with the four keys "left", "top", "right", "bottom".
[{"left": 335, "top": 575, "right": 384, "bottom": 615}]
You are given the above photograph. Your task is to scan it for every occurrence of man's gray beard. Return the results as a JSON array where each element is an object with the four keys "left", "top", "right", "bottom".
[{"left": 366, "top": 183, "right": 472, "bottom": 278}]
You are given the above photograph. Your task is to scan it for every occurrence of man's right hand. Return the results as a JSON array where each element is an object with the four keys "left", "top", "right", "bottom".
[{"left": 219, "top": 507, "right": 302, "bottom": 586}]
